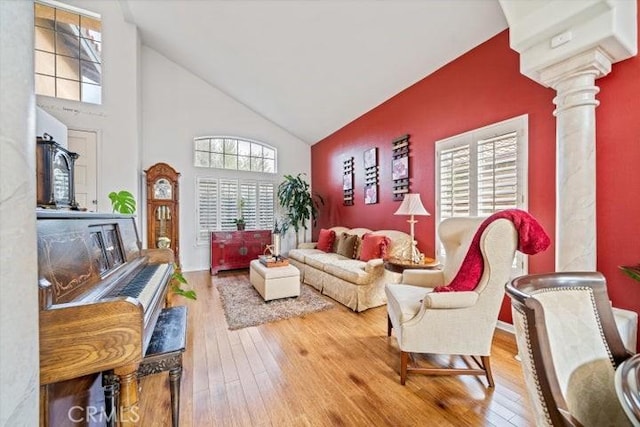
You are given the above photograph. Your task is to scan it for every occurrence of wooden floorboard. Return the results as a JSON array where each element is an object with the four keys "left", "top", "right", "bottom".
[{"left": 139, "top": 269, "right": 534, "bottom": 426}]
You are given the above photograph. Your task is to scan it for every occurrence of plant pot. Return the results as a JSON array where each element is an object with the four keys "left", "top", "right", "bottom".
[{"left": 236, "top": 223, "right": 245, "bottom": 231}]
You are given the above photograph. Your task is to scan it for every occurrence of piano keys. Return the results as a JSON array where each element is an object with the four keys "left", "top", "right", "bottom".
[{"left": 36, "top": 210, "right": 173, "bottom": 426}]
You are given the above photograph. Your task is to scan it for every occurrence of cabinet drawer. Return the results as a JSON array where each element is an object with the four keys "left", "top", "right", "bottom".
[
  {"left": 211, "top": 231, "right": 238, "bottom": 241},
  {"left": 244, "top": 230, "right": 271, "bottom": 241}
]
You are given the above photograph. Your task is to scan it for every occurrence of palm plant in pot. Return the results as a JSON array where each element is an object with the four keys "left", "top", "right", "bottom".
[{"left": 277, "top": 173, "right": 323, "bottom": 248}]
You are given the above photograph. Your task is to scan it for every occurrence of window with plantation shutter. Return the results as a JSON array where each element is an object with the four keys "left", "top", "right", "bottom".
[
  {"left": 435, "top": 115, "right": 528, "bottom": 273},
  {"left": 438, "top": 145, "right": 471, "bottom": 219},
  {"left": 477, "top": 132, "right": 519, "bottom": 215},
  {"left": 196, "top": 178, "right": 218, "bottom": 243},
  {"left": 258, "top": 182, "right": 275, "bottom": 230},
  {"left": 219, "top": 179, "right": 239, "bottom": 231},
  {"left": 196, "top": 178, "right": 276, "bottom": 244},
  {"left": 240, "top": 182, "right": 257, "bottom": 229}
]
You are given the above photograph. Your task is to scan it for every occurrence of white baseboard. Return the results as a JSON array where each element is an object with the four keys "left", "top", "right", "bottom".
[
  {"left": 496, "top": 320, "right": 515, "bottom": 334},
  {"left": 496, "top": 321, "right": 521, "bottom": 361}
]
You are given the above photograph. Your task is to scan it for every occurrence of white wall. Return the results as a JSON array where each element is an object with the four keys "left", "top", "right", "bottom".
[
  {"left": 141, "top": 47, "right": 311, "bottom": 271},
  {"left": 35, "top": 0, "right": 141, "bottom": 215},
  {"left": 36, "top": 106, "right": 68, "bottom": 148},
  {"left": 0, "top": 1, "right": 39, "bottom": 424}
]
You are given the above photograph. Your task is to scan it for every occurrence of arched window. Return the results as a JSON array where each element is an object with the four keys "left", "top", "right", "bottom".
[{"left": 194, "top": 136, "right": 277, "bottom": 173}]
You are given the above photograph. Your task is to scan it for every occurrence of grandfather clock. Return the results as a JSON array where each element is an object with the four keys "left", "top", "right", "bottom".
[{"left": 145, "top": 162, "right": 180, "bottom": 266}]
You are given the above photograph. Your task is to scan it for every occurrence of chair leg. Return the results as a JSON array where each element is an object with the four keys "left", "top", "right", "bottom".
[
  {"left": 400, "top": 351, "right": 409, "bottom": 385},
  {"left": 169, "top": 366, "right": 182, "bottom": 427},
  {"left": 387, "top": 314, "right": 392, "bottom": 337},
  {"left": 482, "top": 355, "right": 495, "bottom": 388}
]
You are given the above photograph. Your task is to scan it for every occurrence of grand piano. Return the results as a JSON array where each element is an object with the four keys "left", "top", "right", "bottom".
[{"left": 37, "top": 210, "right": 174, "bottom": 426}]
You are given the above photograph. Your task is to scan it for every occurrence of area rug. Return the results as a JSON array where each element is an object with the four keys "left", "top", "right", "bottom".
[{"left": 217, "top": 279, "right": 335, "bottom": 330}]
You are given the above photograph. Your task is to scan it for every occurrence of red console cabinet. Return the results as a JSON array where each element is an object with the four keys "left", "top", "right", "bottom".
[{"left": 210, "top": 230, "right": 271, "bottom": 274}]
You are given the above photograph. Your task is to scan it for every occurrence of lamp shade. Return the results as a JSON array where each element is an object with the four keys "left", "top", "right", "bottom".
[{"left": 394, "top": 193, "right": 429, "bottom": 216}]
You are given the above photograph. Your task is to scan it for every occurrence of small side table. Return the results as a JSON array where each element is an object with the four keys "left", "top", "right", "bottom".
[{"left": 384, "top": 257, "right": 440, "bottom": 274}]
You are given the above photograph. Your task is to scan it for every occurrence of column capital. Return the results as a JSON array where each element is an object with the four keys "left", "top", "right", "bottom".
[
  {"left": 539, "top": 48, "right": 612, "bottom": 89},
  {"left": 499, "top": 0, "right": 636, "bottom": 86}
]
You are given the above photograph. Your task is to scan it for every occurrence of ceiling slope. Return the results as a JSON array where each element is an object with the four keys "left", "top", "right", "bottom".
[{"left": 122, "top": 0, "right": 508, "bottom": 144}]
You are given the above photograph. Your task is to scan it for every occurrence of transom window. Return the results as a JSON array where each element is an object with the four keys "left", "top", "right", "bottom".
[
  {"left": 34, "top": 1, "right": 102, "bottom": 104},
  {"left": 194, "top": 137, "right": 277, "bottom": 173}
]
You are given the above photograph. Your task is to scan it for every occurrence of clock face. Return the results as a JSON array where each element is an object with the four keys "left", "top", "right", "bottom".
[
  {"left": 53, "top": 152, "right": 70, "bottom": 202},
  {"left": 153, "top": 178, "right": 172, "bottom": 200}
]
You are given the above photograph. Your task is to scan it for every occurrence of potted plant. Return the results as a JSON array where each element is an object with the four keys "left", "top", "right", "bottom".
[
  {"left": 233, "top": 197, "right": 246, "bottom": 230},
  {"left": 277, "top": 173, "right": 323, "bottom": 248}
]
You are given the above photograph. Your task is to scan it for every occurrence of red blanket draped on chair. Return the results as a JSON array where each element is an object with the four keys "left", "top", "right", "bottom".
[{"left": 434, "top": 209, "right": 550, "bottom": 293}]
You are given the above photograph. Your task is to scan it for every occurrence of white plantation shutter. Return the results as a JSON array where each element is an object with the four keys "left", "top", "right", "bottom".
[
  {"left": 438, "top": 145, "right": 471, "bottom": 220},
  {"left": 196, "top": 178, "right": 218, "bottom": 243},
  {"left": 195, "top": 178, "right": 276, "bottom": 244},
  {"left": 258, "top": 182, "right": 275, "bottom": 230},
  {"left": 436, "top": 115, "right": 527, "bottom": 272},
  {"left": 219, "top": 179, "right": 239, "bottom": 231},
  {"left": 477, "top": 132, "right": 518, "bottom": 215},
  {"left": 240, "top": 181, "right": 258, "bottom": 229}
]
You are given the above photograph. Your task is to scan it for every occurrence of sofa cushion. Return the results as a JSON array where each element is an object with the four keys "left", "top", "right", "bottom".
[
  {"left": 317, "top": 228, "right": 336, "bottom": 252},
  {"left": 373, "top": 230, "right": 412, "bottom": 260},
  {"left": 288, "top": 248, "right": 324, "bottom": 263},
  {"left": 305, "top": 252, "right": 349, "bottom": 270},
  {"left": 359, "top": 233, "right": 391, "bottom": 261},
  {"left": 335, "top": 233, "right": 358, "bottom": 258},
  {"left": 323, "top": 260, "right": 372, "bottom": 285}
]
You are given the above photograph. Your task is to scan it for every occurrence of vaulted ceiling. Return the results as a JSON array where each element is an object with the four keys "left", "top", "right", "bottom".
[{"left": 121, "top": 0, "right": 508, "bottom": 144}]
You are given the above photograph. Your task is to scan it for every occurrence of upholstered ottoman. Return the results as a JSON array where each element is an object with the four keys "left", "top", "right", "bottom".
[{"left": 249, "top": 260, "right": 301, "bottom": 301}]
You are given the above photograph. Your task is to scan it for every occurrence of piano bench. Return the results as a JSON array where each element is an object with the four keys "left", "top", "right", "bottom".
[
  {"left": 139, "top": 305, "right": 187, "bottom": 427},
  {"left": 104, "top": 305, "right": 187, "bottom": 427}
]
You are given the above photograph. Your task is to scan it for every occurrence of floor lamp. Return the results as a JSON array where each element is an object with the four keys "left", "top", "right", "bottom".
[{"left": 394, "top": 193, "right": 429, "bottom": 263}]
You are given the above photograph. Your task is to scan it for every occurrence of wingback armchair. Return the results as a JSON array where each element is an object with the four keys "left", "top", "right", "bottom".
[
  {"left": 385, "top": 216, "right": 518, "bottom": 386},
  {"left": 506, "top": 272, "right": 634, "bottom": 427}
]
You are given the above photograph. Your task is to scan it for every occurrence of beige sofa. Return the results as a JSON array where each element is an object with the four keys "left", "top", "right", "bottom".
[{"left": 287, "top": 227, "right": 412, "bottom": 312}]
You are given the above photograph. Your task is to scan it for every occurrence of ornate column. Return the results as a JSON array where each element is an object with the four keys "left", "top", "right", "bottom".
[
  {"left": 499, "top": 0, "right": 636, "bottom": 271},
  {"left": 540, "top": 49, "right": 611, "bottom": 271}
]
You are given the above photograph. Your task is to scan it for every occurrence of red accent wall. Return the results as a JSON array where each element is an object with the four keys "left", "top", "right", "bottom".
[{"left": 311, "top": 21, "right": 640, "bottom": 336}]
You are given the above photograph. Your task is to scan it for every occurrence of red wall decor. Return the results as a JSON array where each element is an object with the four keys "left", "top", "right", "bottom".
[
  {"left": 342, "top": 157, "right": 354, "bottom": 206},
  {"left": 391, "top": 135, "right": 410, "bottom": 201},
  {"left": 363, "top": 147, "right": 379, "bottom": 204},
  {"left": 311, "top": 14, "right": 640, "bottom": 339}
]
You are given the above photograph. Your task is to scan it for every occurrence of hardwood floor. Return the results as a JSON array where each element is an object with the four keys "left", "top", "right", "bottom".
[{"left": 138, "top": 270, "right": 534, "bottom": 426}]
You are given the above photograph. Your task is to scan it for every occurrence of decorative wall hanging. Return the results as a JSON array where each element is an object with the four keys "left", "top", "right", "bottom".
[
  {"left": 363, "top": 147, "right": 379, "bottom": 204},
  {"left": 391, "top": 134, "right": 410, "bottom": 201},
  {"left": 343, "top": 157, "right": 354, "bottom": 206}
]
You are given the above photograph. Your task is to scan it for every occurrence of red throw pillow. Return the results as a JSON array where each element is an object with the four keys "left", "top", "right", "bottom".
[
  {"left": 317, "top": 228, "right": 336, "bottom": 252},
  {"left": 359, "top": 233, "right": 391, "bottom": 261}
]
